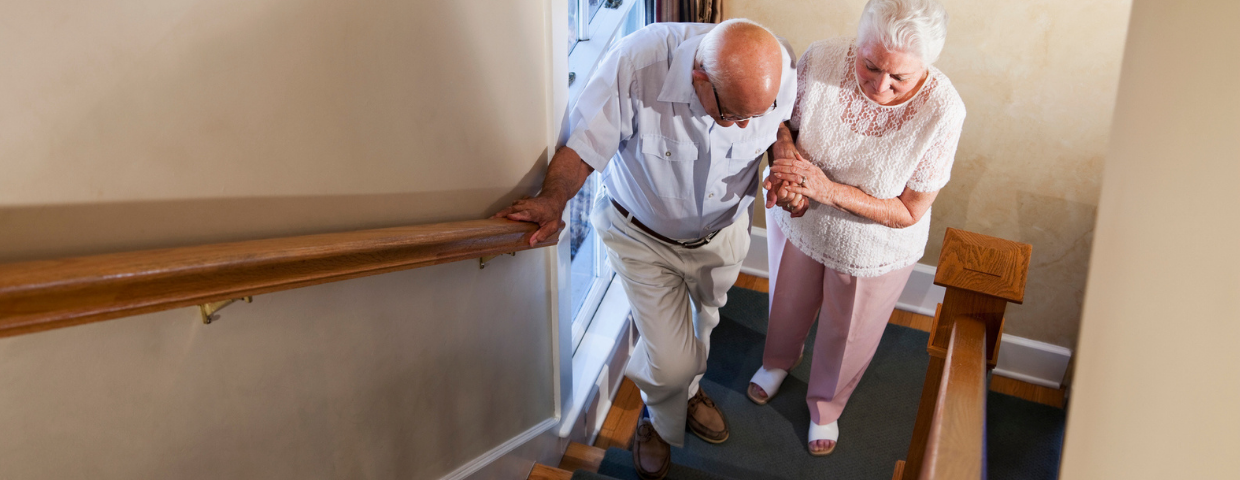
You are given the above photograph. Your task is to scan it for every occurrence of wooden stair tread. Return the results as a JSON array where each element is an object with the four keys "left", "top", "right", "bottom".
[
  {"left": 528, "top": 463, "right": 573, "bottom": 480},
  {"left": 990, "top": 374, "right": 1066, "bottom": 408},
  {"left": 559, "top": 441, "right": 606, "bottom": 473},
  {"left": 593, "top": 377, "right": 645, "bottom": 450}
]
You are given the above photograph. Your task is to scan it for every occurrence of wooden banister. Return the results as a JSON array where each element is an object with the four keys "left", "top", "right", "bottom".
[
  {"left": 922, "top": 316, "right": 987, "bottom": 479},
  {"left": 896, "top": 228, "right": 1032, "bottom": 480},
  {"left": 0, "top": 219, "right": 555, "bottom": 339}
]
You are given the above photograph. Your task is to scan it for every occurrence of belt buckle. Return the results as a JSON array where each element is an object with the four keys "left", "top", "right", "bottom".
[{"left": 682, "top": 230, "right": 720, "bottom": 249}]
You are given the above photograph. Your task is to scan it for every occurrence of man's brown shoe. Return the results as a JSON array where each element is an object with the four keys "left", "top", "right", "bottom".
[
  {"left": 687, "top": 388, "right": 729, "bottom": 444},
  {"left": 632, "top": 418, "right": 671, "bottom": 480}
]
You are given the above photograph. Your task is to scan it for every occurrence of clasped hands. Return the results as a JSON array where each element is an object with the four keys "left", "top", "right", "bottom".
[
  {"left": 764, "top": 143, "right": 836, "bottom": 217},
  {"left": 493, "top": 142, "right": 839, "bottom": 246}
]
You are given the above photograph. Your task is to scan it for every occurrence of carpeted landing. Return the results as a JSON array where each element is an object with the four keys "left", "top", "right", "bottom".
[{"left": 577, "top": 286, "right": 1065, "bottom": 480}]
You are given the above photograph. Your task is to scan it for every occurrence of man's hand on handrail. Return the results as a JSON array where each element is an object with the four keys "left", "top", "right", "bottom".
[
  {"left": 493, "top": 196, "right": 567, "bottom": 247},
  {"left": 493, "top": 146, "right": 595, "bottom": 247}
]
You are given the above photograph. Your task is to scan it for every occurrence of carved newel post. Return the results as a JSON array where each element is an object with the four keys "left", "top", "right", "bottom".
[{"left": 897, "top": 228, "right": 1032, "bottom": 480}]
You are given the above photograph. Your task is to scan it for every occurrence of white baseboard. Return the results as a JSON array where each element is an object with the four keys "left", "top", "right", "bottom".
[
  {"left": 993, "top": 334, "right": 1073, "bottom": 389},
  {"left": 442, "top": 417, "right": 561, "bottom": 480},
  {"left": 739, "top": 239, "right": 1074, "bottom": 389},
  {"left": 895, "top": 262, "right": 944, "bottom": 317}
]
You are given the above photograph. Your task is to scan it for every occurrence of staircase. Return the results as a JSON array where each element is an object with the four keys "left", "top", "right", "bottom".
[
  {"left": 529, "top": 229, "right": 1060, "bottom": 480},
  {"left": 528, "top": 376, "right": 732, "bottom": 480}
]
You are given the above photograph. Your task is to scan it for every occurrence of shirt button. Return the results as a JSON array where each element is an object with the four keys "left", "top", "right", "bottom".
[
  {"left": 665, "top": 151, "right": 671, "bottom": 156},
  {"left": 755, "top": 148, "right": 761, "bottom": 154},
  {"left": 708, "top": 193, "right": 714, "bottom": 198}
]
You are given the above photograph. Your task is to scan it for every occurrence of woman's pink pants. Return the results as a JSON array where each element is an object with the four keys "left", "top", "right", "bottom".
[{"left": 764, "top": 216, "right": 914, "bottom": 425}]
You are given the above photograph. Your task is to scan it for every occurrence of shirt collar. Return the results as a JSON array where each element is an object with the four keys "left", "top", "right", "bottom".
[{"left": 657, "top": 32, "right": 706, "bottom": 107}]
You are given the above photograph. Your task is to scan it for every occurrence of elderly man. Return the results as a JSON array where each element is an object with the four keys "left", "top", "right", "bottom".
[{"left": 496, "top": 19, "right": 795, "bottom": 479}]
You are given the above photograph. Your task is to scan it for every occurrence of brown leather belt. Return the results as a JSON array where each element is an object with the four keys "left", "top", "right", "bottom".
[{"left": 610, "top": 198, "right": 720, "bottom": 249}]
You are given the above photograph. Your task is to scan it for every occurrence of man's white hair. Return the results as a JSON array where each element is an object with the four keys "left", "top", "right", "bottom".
[
  {"left": 694, "top": 18, "right": 778, "bottom": 84},
  {"left": 857, "top": 0, "right": 949, "bottom": 65}
]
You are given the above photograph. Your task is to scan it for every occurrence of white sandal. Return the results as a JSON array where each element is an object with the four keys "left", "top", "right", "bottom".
[
  {"left": 808, "top": 421, "right": 839, "bottom": 456},
  {"left": 747, "top": 366, "right": 788, "bottom": 406},
  {"left": 746, "top": 354, "right": 804, "bottom": 406}
]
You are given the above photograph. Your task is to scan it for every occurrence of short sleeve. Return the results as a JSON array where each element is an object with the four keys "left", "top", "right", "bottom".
[
  {"left": 906, "top": 102, "right": 966, "bottom": 193},
  {"left": 788, "top": 46, "right": 813, "bottom": 131},
  {"left": 564, "top": 45, "right": 637, "bottom": 173},
  {"left": 777, "top": 37, "right": 797, "bottom": 123}
]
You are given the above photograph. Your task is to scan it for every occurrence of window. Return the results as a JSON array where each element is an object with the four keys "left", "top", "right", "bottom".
[
  {"left": 568, "top": 0, "right": 608, "bottom": 53},
  {"left": 555, "top": 0, "right": 650, "bottom": 441},
  {"left": 568, "top": 0, "right": 578, "bottom": 51},
  {"left": 565, "top": 0, "right": 648, "bottom": 352},
  {"left": 567, "top": 174, "right": 611, "bottom": 352}
]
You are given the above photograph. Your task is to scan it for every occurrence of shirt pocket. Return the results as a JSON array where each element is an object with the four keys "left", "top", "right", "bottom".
[
  {"left": 727, "top": 138, "right": 769, "bottom": 161},
  {"left": 640, "top": 134, "right": 699, "bottom": 199},
  {"left": 723, "top": 138, "right": 769, "bottom": 183}
]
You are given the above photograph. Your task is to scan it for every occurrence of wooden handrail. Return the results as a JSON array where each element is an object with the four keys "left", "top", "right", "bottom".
[
  {"left": 921, "top": 316, "right": 987, "bottom": 479},
  {"left": 0, "top": 219, "right": 555, "bottom": 339},
  {"left": 895, "top": 228, "right": 1031, "bottom": 480}
]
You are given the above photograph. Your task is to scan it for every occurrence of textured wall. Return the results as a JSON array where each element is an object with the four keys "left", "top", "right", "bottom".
[
  {"left": 0, "top": 0, "right": 560, "bottom": 478},
  {"left": 1061, "top": 1, "right": 1240, "bottom": 477},
  {"left": 730, "top": 0, "right": 1131, "bottom": 348}
]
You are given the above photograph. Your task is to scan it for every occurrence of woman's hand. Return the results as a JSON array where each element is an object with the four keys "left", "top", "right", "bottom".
[
  {"left": 769, "top": 153, "right": 840, "bottom": 209},
  {"left": 771, "top": 153, "right": 943, "bottom": 228},
  {"left": 764, "top": 128, "right": 812, "bottom": 217},
  {"left": 778, "top": 184, "right": 808, "bottom": 217},
  {"left": 773, "top": 181, "right": 810, "bottom": 216},
  {"left": 764, "top": 169, "right": 810, "bottom": 217}
]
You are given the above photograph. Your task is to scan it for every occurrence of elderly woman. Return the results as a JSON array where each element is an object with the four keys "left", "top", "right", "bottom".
[{"left": 747, "top": 0, "right": 965, "bottom": 456}]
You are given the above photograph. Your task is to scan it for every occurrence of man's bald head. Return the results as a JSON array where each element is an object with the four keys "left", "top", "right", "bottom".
[{"left": 694, "top": 19, "right": 784, "bottom": 119}]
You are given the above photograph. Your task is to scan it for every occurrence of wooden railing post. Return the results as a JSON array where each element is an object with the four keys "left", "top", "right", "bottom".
[{"left": 895, "top": 228, "right": 1031, "bottom": 480}]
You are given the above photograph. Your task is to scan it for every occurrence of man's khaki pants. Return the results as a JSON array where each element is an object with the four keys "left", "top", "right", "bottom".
[{"left": 592, "top": 200, "right": 749, "bottom": 447}]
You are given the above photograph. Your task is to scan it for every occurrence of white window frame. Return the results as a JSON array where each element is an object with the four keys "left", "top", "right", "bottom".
[
  {"left": 568, "top": 177, "right": 615, "bottom": 353},
  {"left": 567, "top": 0, "right": 644, "bottom": 107},
  {"left": 564, "top": 0, "right": 644, "bottom": 354},
  {"left": 555, "top": 0, "right": 645, "bottom": 442}
]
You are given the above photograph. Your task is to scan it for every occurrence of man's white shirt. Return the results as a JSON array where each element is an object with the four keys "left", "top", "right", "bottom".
[{"left": 565, "top": 23, "right": 797, "bottom": 241}]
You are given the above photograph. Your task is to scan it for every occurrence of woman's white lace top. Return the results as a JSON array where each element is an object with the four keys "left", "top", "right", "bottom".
[{"left": 771, "top": 37, "right": 966, "bottom": 277}]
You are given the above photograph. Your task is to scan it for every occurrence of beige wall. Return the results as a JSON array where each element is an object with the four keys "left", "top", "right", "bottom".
[
  {"left": 1060, "top": 1, "right": 1240, "bottom": 477},
  {"left": 729, "top": 0, "right": 1130, "bottom": 348},
  {"left": 0, "top": 1, "right": 563, "bottom": 478},
  {"left": 0, "top": 256, "right": 554, "bottom": 479},
  {"left": 0, "top": 0, "right": 553, "bottom": 263}
]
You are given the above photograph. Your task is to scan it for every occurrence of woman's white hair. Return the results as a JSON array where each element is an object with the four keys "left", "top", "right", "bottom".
[
  {"left": 856, "top": 0, "right": 949, "bottom": 65},
  {"left": 694, "top": 18, "right": 777, "bottom": 84}
]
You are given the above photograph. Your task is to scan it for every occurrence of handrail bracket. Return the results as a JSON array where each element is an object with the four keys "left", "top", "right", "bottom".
[
  {"left": 199, "top": 297, "right": 253, "bottom": 324},
  {"left": 479, "top": 252, "right": 516, "bottom": 269}
]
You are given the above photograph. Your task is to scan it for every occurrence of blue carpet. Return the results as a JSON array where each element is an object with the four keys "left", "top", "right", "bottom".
[
  {"left": 598, "top": 286, "right": 1065, "bottom": 480},
  {"left": 986, "top": 392, "right": 1066, "bottom": 479}
]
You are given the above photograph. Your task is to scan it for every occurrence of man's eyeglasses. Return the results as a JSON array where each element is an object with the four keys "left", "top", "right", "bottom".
[{"left": 712, "top": 81, "right": 777, "bottom": 123}]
